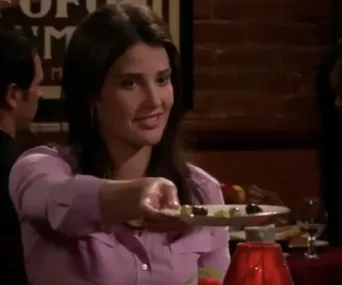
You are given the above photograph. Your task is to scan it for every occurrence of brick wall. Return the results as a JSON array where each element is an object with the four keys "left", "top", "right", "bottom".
[{"left": 189, "top": 0, "right": 332, "bottom": 139}]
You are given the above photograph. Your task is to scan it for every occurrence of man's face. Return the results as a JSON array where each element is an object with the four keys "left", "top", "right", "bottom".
[{"left": 13, "top": 53, "right": 44, "bottom": 130}]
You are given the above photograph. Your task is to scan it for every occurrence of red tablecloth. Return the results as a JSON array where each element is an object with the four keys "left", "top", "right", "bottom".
[{"left": 287, "top": 248, "right": 342, "bottom": 285}]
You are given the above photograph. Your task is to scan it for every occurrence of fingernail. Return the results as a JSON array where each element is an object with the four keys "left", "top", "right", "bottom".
[{"left": 169, "top": 202, "right": 180, "bottom": 209}]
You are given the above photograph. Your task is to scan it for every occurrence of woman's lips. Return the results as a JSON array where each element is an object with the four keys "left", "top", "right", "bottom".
[{"left": 134, "top": 114, "right": 162, "bottom": 129}]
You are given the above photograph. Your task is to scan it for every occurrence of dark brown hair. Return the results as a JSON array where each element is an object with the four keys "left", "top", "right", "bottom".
[
  {"left": 0, "top": 26, "right": 36, "bottom": 107},
  {"left": 62, "top": 2, "right": 201, "bottom": 204}
]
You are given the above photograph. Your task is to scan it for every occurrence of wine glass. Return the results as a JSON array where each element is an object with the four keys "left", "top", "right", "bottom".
[{"left": 296, "top": 197, "right": 326, "bottom": 259}]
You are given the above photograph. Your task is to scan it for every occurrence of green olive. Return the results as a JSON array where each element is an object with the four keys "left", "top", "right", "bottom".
[
  {"left": 180, "top": 205, "right": 193, "bottom": 216},
  {"left": 229, "top": 207, "right": 242, "bottom": 217},
  {"left": 213, "top": 209, "right": 229, "bottom": 218}
]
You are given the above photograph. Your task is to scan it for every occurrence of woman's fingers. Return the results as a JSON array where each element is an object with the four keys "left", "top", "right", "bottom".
[{"left": 138, "top": 178, "right": 187, "bottom": 232}]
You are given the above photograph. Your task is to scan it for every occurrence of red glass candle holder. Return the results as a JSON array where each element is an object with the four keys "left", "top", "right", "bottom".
[
  {"left": 198, "top": 277, "right": 222, "bottom": 285},
  {"left": 224, "top": 242, "right": 293, "bottom": 285}
]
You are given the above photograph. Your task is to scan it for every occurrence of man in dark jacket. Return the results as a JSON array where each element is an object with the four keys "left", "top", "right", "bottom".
[
  {"left": 316, "top": 41, "right": 342, "bottom": 246},
  {"left": 0, "top": 26, "right": 43, "bottom": 284}
]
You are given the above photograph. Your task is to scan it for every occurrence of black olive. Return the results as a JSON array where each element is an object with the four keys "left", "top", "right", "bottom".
[
  {"left": 246, "top": 203, "right": 263, "bottom": 215},
  {"left": 191, "top": 206, "right": 208, "bottom": 216}
]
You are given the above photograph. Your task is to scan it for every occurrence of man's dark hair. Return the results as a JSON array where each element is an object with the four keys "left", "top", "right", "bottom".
[{"left": 0, "top": 26, "right": 35, "bottom": 108}]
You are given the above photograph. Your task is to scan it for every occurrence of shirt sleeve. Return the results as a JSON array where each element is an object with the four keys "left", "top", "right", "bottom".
[
  {"left": 9, "top": 146, "right": 106, "bottom": 237},
  {"left": 189, "top": 165, "right": 231, "bottom": 282}
]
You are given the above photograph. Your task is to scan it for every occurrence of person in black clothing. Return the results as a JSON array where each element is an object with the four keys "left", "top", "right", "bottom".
[
  {"left": 316, "top": 40, "right": 342, "bottom": 246},
  {"left": 0, "top": 27, "right": 43, "bottom": 284}
]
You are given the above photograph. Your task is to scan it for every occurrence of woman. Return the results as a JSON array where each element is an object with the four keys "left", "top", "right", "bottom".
[
  {"left": 9, "top": 2, "right": 230, "bottom": 285},
  {"left": 316, "top": 40, "right": 342, "bottom": 246}
]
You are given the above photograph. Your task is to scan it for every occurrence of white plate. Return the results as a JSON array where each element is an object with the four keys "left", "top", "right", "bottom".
[{"left": 161, "top": 204, "right": 290, "bottom": 227}]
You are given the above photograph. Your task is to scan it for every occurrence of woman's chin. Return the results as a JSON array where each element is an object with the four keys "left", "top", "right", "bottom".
[
  {"left": 139, "top": 136, "right": 163, "bottom": 146},
  {"left": 134, "top": 127, "right": 165, "bottom": 145},
  {"left": 126, "top": 132, "right": 161, "bottom": 147}
]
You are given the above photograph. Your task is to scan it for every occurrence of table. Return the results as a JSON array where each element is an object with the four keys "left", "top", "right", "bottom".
[{"left": 287, "top": 247, "right": 342, "bottom": 285}]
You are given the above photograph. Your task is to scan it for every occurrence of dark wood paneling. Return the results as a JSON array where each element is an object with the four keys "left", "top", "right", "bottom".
[
  {"left": 181, "top": 112, "right": 318, "bottom": 150},
  {"left": 190, "top": 148, "right": 319, "bottom": 210}
]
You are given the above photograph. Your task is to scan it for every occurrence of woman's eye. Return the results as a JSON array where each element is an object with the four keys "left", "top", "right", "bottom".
[
  {"left": 120, "top": 80, "right": 137, "bottom": 90},
  {"left": 156, "top": 75, "right": 171, "bottom": 85}
]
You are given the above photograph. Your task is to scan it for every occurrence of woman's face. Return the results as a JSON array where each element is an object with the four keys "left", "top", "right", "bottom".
[{"left": 95, "top": 43, "right": 174, "bottom": 148}]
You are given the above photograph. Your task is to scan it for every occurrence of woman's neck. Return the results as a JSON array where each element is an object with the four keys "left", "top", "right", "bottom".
[{"left": 106, "top": 139, "right": 152, "bottom": 180}]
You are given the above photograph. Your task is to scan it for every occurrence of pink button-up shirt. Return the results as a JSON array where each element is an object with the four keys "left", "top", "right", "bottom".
[{"left": 9, "top": 146, "right": 230, "bottom": 285}]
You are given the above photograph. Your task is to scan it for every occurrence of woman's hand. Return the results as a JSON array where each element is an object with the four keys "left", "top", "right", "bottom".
[
  {"left": 99, "top": 177, "right": 190, "bottom": 232},
  {"left": 138, "top": 177, "right": 180, "bottom": 216},
  {"left": 138, "top": 177, "right": 190, "bottom": 232}
]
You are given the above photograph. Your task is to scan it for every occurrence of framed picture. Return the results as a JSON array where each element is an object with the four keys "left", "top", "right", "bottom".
[{"left": 0, "top": 0, "right": 193, "bottom": 132}]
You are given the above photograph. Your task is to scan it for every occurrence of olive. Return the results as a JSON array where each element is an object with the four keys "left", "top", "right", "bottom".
[
  {"left": 180, "top": 205, "right": 193, "bottom": 216},
  {"left": 191, "top": 206, "right": 208, "bottom": 216},
  {"left": 229, "top": 207, "right": 242, "bottom": 217},
  {"left": 246, "top": 203, "right": 263, "bottom": 215}
]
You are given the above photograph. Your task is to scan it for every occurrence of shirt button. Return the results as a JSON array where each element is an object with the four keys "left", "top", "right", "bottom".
[{"left": 141, "top": 263, "right": 149, "bottom": 271}]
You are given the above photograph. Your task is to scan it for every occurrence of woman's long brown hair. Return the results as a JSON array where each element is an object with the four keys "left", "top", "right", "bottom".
[{"left": 62, "top": 2, "right": 203, "bottom": 205}]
